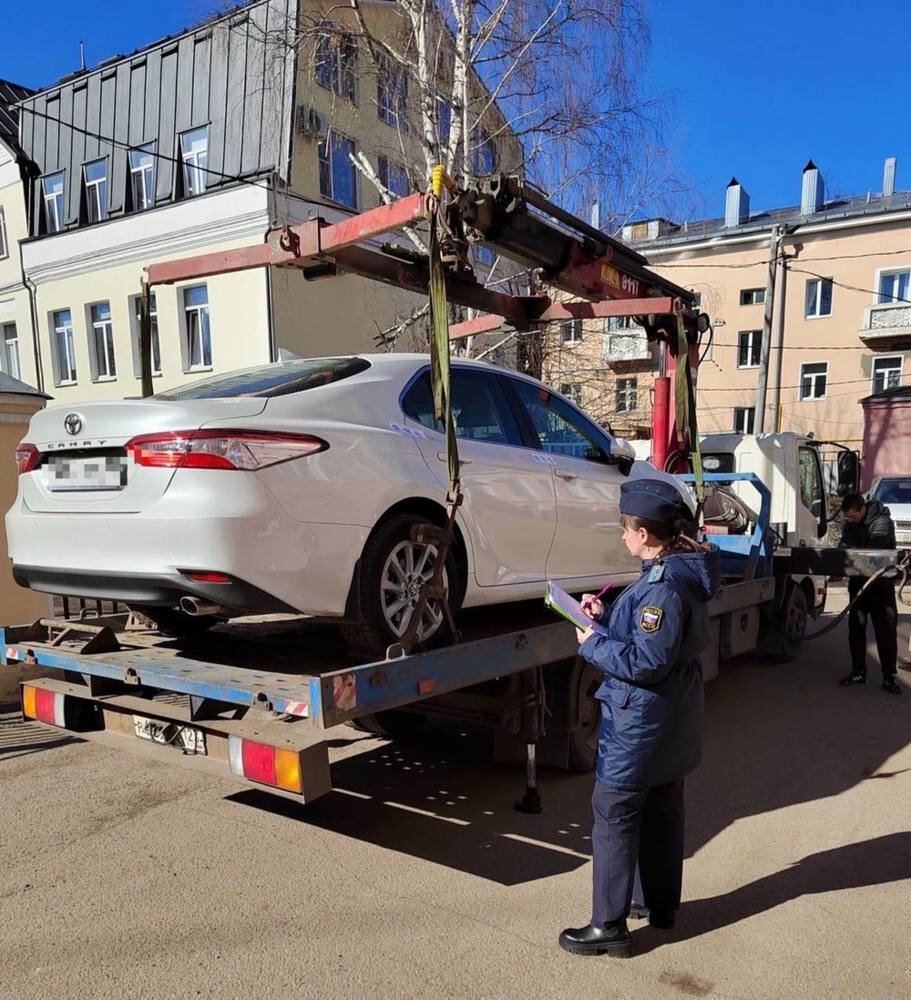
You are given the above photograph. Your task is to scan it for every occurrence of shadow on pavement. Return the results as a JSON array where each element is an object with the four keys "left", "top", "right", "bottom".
[
  {"left": 632, "top": 832, "right": 911, "bottom": 954},
  {"left": 0, "top": 714, "right": 76, "bottom": 760}
]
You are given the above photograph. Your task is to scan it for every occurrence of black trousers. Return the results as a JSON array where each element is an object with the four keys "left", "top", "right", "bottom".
[
  {"left": 848, "top": 577, "right": 897, "bottom": 679},
  {"left": 591, "top": 777, "right": 685, "bottom": 927}
]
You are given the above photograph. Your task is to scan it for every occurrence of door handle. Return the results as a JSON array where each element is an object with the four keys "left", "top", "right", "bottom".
[
  {"left": 438, "top": 452, "right": 471, "bottom": 465},
  {"left": 554, "top": 468, "right": 577, "bottom": 481}
]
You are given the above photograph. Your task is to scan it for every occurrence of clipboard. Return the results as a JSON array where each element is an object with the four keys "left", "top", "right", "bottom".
[{"left": 545, "top": 581, "right": 610, "bottom": 636}]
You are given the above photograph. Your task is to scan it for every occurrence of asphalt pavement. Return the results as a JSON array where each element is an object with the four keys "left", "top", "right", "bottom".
[{"left": 1, "top": 587, "right": 909, "bottom": 1000}]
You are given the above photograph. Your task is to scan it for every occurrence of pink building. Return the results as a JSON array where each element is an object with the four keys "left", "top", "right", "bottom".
[{"left": 860, "top": 386, "right": 911, "bottom": 489}]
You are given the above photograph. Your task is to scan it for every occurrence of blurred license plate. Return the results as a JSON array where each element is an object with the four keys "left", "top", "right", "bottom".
[
  {"left": 133, "top": 716, "right": 206, "bottom": 755},
  {"left": 47, "top": 454, "right": 127, "bottom": 491}
]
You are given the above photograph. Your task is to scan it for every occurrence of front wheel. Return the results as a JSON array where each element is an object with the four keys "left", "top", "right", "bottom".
[{"left": 342, "top": 512, "right": 462, "bottom": 661}]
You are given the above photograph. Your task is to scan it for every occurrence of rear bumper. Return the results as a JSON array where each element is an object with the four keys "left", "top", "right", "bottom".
[{"left": 10, "top": 566, "right": 295, "bottom": 612}]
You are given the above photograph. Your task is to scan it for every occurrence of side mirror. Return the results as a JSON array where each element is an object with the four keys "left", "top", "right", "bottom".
[
  {"left": 610, "top": 437, "right": 636, "bottom": 475},
  {"left": 836, "top": 451, "right": 859, "bottom": 497}
]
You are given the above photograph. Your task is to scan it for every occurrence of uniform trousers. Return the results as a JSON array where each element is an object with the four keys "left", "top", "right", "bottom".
[
  {"left": 591, "top": 777, "right": 685, "bottom": 927},
  {"left": 848, "top": 577, "right": 897, "bottom": 679}
]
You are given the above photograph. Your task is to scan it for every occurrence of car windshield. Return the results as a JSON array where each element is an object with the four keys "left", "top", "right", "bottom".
[
  {"left": 872, "top": 479, "right": 911, "bottom": 504},
  {"left": 156, "top": 357, "right": 371, "bottom": 399}
]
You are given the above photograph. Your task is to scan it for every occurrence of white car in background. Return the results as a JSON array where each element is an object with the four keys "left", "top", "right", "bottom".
[
  {"left": 7, "top": 354, "right": 681, "bottom": 657},
  {"left": 868, "top": 476, "right": 911, "bottom": 546}
]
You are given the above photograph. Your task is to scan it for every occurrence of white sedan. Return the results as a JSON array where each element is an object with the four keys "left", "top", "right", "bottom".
[{"left": 8, "top": 354, "right": 677, "bottom": 656}]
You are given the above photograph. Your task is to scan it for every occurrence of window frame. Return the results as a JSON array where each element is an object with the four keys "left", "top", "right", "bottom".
[
  {"left": 561, "top": 318, "right": 582, "bottom": 344},
  {"left": 733, "top": 406, "right": 755, "bottom": 434},
  {"left": 559, "top": 382, "right": 583, "bottom": 406},
  {"left": 87, "top": 301, "right": 117, "bottom": 381},
  {"left": 737, "top": 329, "right": 762, "bottom": 369},
  {"left": 182, "top": 284, "right": 212, "bottom": 372},
  {"left": 804, "top": 277, "right": 833, "bottom": 318},
  {"left": 798, "top": 361, "right": 828, "bottom": 401},
  {"left": 83, "top": 157, "right": 109, "bottom": 224},
  {"left": 376, "top": 155, "right": 408, "bottom": 199},
  {"left": 739, "top": 287, "right": 765, "bottom": 306},
  {"left": 130, "top": 292, "right": 162, "bottom": 378},
  {"left": 0, "top": 206, "right": 8, "bottom": 259},
  {"left": 876, "top": 268, "right": 910, "bottom": 305},
  {"left": 615, "top": 376, "right": 638, "bottom": 413},
  {"left": 41, "top": 171, "right": 65, "bottom": 234},
  {"left": 1, "top": 321, "right": 20, "bottom": 380},
  {"left": 129, "top": 143, "right": 156, "bottom": 211},
  {"left": 871, "top": 355, "right": 902, "bottom": 394},
  {"left": 179, "top": 126, "right": 209, "bottom": 198},
  {"left": 376, "top": 56, "right": 408, "bottom": 128},
  {"left": 315, "top": 27, "right": 357, "bottom": 102},
  {"left": 318, "top": 132, "right": 358, "bottom": 209},
  {"left": 51, "top": 308, "right": 77, "bottom": 386}
]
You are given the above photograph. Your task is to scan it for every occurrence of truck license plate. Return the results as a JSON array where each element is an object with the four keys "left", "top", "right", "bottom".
[{"left": 132, "top": 716, "right": 206, "bottom": 755}]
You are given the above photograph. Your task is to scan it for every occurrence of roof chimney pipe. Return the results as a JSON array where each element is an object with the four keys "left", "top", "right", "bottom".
[
  {"left": 724, "top": 177, "right": 750, "bottom": 227},
  {"left": 883, "top": 156, "right": 896, "bottom": 198},
  {"left": 800, "top": 160, "right": 824, "bottom": 215}
]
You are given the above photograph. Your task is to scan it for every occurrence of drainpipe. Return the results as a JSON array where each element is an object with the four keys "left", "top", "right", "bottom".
[{"left": 23, "top": 273, "right": 44, "bottom": 393}]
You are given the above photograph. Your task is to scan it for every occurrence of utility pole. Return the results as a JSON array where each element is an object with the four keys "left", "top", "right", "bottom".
[
  {"left": 768, "top": 237, "right": 793, "bottom": 433},
  {"left": 753, "top": 225, "right": 781, "bottom": 433}
]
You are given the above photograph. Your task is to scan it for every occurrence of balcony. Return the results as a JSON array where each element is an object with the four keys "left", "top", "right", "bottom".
[{"left": 858, "top": 303, "right": 911, "bottom": 348}]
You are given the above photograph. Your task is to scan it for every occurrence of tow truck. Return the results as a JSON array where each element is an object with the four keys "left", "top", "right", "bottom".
[{"left": 4, "top": 174, "right": 906, "bottom": 807}]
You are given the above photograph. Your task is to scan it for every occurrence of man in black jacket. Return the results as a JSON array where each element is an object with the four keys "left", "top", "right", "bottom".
[{"left": 839, "top": 493, "right": 901, "bottom": 694}]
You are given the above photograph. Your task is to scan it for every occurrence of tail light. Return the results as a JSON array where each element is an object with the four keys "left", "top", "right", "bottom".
[
  {"left": 181, "top": 570, "right": 232, "bottom": 584},
  {"left": 228, "top": 735, "right": 303, "bottom": 793},
  {"left": 22, "top": 685, "right": 66, "bottom": 727},
  {"left": 126, "top": 430, "right": 327, "bottom": 471},
  {"left": 16, "top": 443, "right": 40, "bottom": 474}
]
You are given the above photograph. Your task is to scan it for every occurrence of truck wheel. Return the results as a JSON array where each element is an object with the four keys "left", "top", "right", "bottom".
[
  {"left": 343, "top": 512, "right": 461, "bottom": 661},
  {"left": 778, "top": 585, "right": 809, "bottom": 651},
  {"left": 568, "top": 658, "right": 600, "bottom": 773}
]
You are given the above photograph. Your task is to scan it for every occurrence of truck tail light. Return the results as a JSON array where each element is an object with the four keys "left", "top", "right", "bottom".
[
  {"left": 228, "top": 735, "right": 303, "bottom": 793},
  {"left": 22, "top": 685, "right": 66, "bottom": 727},
  {"left": 16, "top": 443, "right": 40, "bottom": 474},
  {"left": 126, "top": 430, "right": 327, "bottom": 471}
]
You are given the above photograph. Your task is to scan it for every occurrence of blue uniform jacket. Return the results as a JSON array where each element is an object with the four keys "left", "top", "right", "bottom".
[{"left": 579, "top": 546, "right": 721, "bottom": 790}]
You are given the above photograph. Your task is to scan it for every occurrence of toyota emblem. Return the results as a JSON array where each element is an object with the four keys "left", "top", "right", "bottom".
[{"left": 64, "top": 413, "right": 83, "bottom": 436}]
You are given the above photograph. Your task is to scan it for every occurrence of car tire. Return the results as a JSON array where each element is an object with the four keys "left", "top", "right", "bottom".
[
  {"left": 342, "top": 512, "right": 462, "bottom": 661},
  {"left": 129, "top": 605, "right": 221, "bottom": 638}
]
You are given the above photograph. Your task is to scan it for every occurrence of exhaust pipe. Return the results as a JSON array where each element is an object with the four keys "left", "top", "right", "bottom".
[{"left": 179, "top": 596, "right": 226, "bottom": 617}]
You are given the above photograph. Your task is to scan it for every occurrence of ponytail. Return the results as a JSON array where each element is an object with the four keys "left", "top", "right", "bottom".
[{"left": 620, "top": 513, "right": 711, "bottom": 555}]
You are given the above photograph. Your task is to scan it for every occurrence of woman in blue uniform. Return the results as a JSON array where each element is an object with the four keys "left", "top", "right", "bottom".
[{"left": 559, "top": 478, "right": 720, "bottom": 958}]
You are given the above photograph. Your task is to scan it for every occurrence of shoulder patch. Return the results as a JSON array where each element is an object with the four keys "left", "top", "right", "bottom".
[
  {"left": 639, "top": 605, "right": 664, "bottom": 632},
  {"left": 647, "top": 563, "right": 665, "bottom": 582}
]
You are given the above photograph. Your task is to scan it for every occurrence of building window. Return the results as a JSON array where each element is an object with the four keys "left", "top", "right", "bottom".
[
  {"left": 0, "top": 207, "right": 7, "bottom": 259},
  {"left": 315, "top": 28, "right": 357, "bottom": 102},
  {"left": 180, "top": 127, "right": 208, "bottom": 197},
  {"left": 605, "top": 315, "right": 633, "bottom": 331},
  {"left": 89, "top": 302, "right": 116, "bottom": 379},
  {"left": 737, "top": 330, "right": 761, "bottom": 368},
  {"left": 437, "top": 100, "right": 452, "bottom": 147},
  {"left": 878, "top": 269, "right": 910, "bottom": 305},
  {"left": 616, "top": 377, "right": 638, "bottom": 412},
  {"left": 132, "top": 293, "right": 162, "bottom": 376},
  {"left": 805, "top": 277, "right": 833, "bottom": 317},
  {"left": 42, "top": 172, "right": 65, "bottom": 233},
  {"left": 561, "top": 319, "right": 582, "bottom": 343},
  {"left": 798, "top": 361, "right": 827, "bottom": 400},
  {"left": 739, "top": 288, "right": 765, "bottom": 306},
  {"left": 183, "top": 285, "right": 212, "bottom": 370},
  {"left": 377, "top": 156, "right": 408, "bottom": 199},
  {"left": 1, "top": 322, "right": 20, "bottom": 380},
  {"left": 129, "top": 144, "right": 156, "bottom": 211},
  {"left": 871, "top": 355, "right": 902, "bottom": 393},
  {"left": 51, "top": 309, "right": 77, "bottom": 385},
  {"left": 377, "top": 57, "right": 407, "bottom": 127},
  {"left": 471, "top": 127, "right": 496, "bottom": 176},
  {"left": 733, "top": 406, "right": 755, "bottom": 434},
  {"left": 318, "top": 133, "right": 357, "bottom": 208},
  {"left": 83, "top": 159, "right": 108, "bottom": 223},
  {"left": 560, "top": 382, "right": 582, "bottom": 406}
]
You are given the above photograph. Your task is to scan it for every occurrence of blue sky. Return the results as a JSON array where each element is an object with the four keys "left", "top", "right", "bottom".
[{"left": 3, "top": 0, "right": 910, "bottom": 221}]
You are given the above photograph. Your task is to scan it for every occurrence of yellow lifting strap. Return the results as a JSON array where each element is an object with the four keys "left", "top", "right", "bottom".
[
  {"left": 427, "top": 171, "right": 461, "bottom": 505},
  {"left": 674, "top": 312, "right": 705, "bottom": 507}
]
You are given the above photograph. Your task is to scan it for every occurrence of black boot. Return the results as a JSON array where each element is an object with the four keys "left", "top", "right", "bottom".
[
  {"left": 558, "top": 921, "right": 631, "bottom": 957},
  {"left": 838, "top": 671, "right": 866, "bottom": 687},
  {"left": 628, "top": 902, "right": 649, "bottom": 920},
  {"left": 882, "top": 678, "right": 901, "bottom": 695},
  {"left": 647, "top": 909, "right": 675, "bottom": 930}
]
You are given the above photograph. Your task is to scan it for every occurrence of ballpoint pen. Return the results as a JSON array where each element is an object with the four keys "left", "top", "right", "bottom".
[{"left": 581, "top": 581, "right": 613, "bottom": 615}]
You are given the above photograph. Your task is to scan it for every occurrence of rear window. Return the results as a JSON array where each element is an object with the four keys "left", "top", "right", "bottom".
[
  {"left": 156, "top": 358, "right": 371, "bottom": 400},
  {"left": 872, "top": 479, "right": 911, "bottom": 504}
]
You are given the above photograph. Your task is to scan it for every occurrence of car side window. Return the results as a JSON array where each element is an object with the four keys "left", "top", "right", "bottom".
[
  {"left": 507, "top": 377, "right": 609, "bottom": 461},
  {"left": 402, "top": 369, "right": 522, "bottom": 445}
]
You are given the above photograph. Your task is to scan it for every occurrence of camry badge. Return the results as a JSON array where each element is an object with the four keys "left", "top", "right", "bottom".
[{"left": 64, "top": 413, "right": 83, "bottom": 436}]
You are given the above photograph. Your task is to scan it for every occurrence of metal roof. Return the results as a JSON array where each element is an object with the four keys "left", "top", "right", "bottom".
[
  {"left": 0, "top": 79, "right": 33, "bottom": 150},
  {"left": 861, "top": 384, "right": 911, "bottom": 404},
  {"left": 0, "top": 371, "right": 51, "bottom": 399},
  {"left": 629, "top": 189, "right": 911, "bottom": 250}
]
